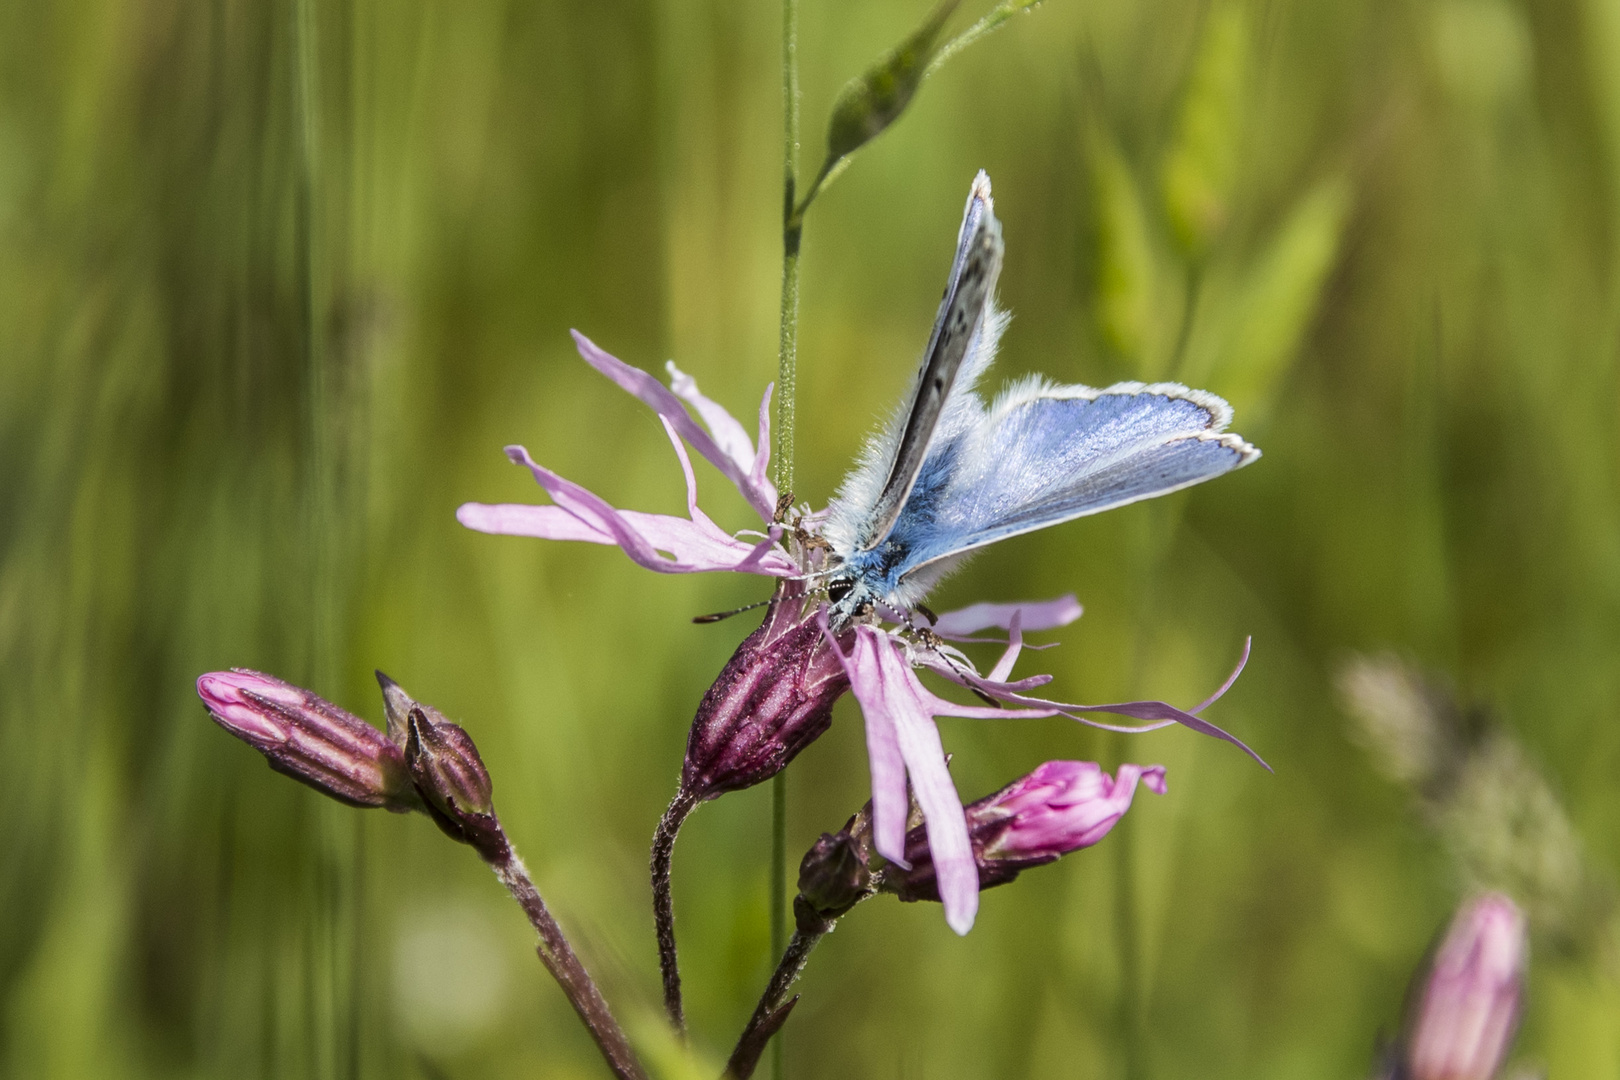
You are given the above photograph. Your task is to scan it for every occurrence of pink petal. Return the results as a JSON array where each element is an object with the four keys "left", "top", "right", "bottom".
[
  {"left": 750, "top": 384, "right": 775, "bottom": 509},
  {"left": 914, "top": 649, "right": 1055, "bottom": 694},
  {"left": 936, "top": 642, "right": 1269, "bottom": 770},
  {"left": 848, "top": 627, "right": 980, "bottom": 934},
  {"left": 932, "top": 595, "right": 1083, "bottom": 637},
  {"left": 462, "top": 445, "right": 794, "bottom": 576},
  {"left": 456, "top": 503, "right": 614, "bottom": 544},
  {"left": 886, "top": 716, "right": 978, "bottom": 932},
  {"left": 1191, "top": 636, "right": 1250, "bottom": 713},
  {"left": 572, "top": 331, "right": 778, "bottom": 520},
  {"left": 986, "top": 611, "right": 1024, "bottom": 684},
  {"left": 1034, "top": 694, "right": 1263, "bottom": 767},
  {"left": 1063, "top": 763, "right": 1166, "bottom": 848},
  {"left": 666, "top": 361, "right": 758, "bottom": 474},
  {"left": 1135, "top": 764, "right": 1169, "bottom": 796},
  {"left": 826, "top": 622, "right": 912, "bottom": 870}
]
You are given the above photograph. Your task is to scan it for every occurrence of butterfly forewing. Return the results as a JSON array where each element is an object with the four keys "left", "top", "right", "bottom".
[{"left": 857, "top": 173, "right": 1005, "bottom": 552}]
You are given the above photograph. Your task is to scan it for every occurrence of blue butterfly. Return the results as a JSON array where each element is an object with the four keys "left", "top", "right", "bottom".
[{"left": 821, "top": 171, "right": 1259, "bottom": 627}]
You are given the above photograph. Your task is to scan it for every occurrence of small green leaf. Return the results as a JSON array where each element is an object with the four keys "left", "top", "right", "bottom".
[
  {"left": 824, "top": 0, "right": 962, "bottom": 165},
  {"left": 1089, "top": 127, "right": 1159, "bottom": 366},
  {"left": 629, "top": 1009, "right": 723, "bottom": 1080},
  {"left": 1207, "top": 176, "right": 1352, "bottom": 412},
  {"left": 795, "top": 0, "right": 1049, "bottom": 223},
  {"left": 925, "top": 0, "right": 1045, "bottom": 79},
  {"left": 1161, "top": 1, "right": 1249, "bottom": 257}
]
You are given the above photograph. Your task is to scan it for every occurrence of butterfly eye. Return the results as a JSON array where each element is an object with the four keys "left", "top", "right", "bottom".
[{"left": 827, "top": 579, "right": 853, "bottom": 605}]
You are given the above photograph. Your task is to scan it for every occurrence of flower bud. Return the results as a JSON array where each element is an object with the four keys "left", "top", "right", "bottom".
[
  {"left": 1404, "top": 893, "right": 1527, "bottom": 1080},
  {"left": 681, "top": 580, "right": 852, "bottom": 801},
  {"left": 884, "top": 761, "right": 1166, "bottom": 903},
  {"left": 197, "top": 669, "right": 418, "bottom": 811},
  {"left": 824, "top": 0, "right": 959, "bottom": 166},
  {"left": 402, "top": 700, "right": 505, "bottom": 858},
  {"left": 795, "top": 820, "right": 873, "bottom": 929}
]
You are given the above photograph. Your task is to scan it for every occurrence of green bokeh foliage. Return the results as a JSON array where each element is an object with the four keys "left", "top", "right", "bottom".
[{"left": 2, "top": 0, "right": 1618, "bottom": 1077}]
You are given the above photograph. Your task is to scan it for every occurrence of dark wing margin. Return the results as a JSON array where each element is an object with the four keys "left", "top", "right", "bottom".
[{"left": 858, "top": 171, "right": 1005, "bottom": 552}]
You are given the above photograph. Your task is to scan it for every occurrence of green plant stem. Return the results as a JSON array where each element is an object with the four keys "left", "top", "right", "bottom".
[
  {"left": 1169, "top": 261, "right": 1202, "bottom": 379},
  {"left": 292, "top": 5, "right": 357, "bottom": 1077},
  {"left": 1114, "top": 498, "right": 1187, "bottom": 1080},
  {"left": 1113, "top": 809, "right": 1147, "bottom": 1080},
  {"left": 925, "top": 0, "right": 1042, "bottom": 79},
  {"left": 771, "top": 2, "right": 800, "bottom": 1077},
  {"left": 775, "top": 0, "right": 801, "bottom": 499}
]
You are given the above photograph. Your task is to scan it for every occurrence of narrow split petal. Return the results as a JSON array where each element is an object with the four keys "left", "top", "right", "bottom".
[
  {"left": 666, "top": 361, "right": 758, "bottom": 475},
  {"left": 749, "top": 384, "right": 775, "bottom": 506},
  {"left": 986, "top": 611, "right": 1025, "bottom": 683},
  {"left": 931, "top": 595, "right": 1083, "bottom": 637},
  {"left": 457, "top": 446, "right": 795, "bottom": 577},
  {"left": 937, "top": 643, "right": 1270, "bottom": 770},
  {"left": 572, "top": 330, "right": 778, "bottom": 520},
  {"left": 888, "top": 676, "right": 979, "bottom": 934},
  {"left": 830, "top": 624, "right": 1035, "bottom": 934},
  {"left": 828, "top": 625, "right": 915, "bottom": 872}
]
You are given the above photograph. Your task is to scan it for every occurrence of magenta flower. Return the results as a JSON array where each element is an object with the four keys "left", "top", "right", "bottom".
[
  {"left": 826, "top": 613, "right": 1257, "bottom": 932},
  {"left": 885, "top": 760, "right": 1167, "bottom": 905},
  {"left": 1404, "top": 893, "right": 1527, "bottom": 1080},
  {"left": 459, "top": 333, "right": 1262, "bottom": 934},
  {"left": 457, "top": 331, "right": 793, "bottom": 577},
  {"left": 981, "top": 759, "right": 1167, "bottom": 860}
]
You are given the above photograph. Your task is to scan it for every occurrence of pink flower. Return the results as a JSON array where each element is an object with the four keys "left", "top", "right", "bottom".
[
  {"left": 1404, "top": 893, "right": 1527, "bottom": 1080},
  {"left": 825, "top": 616, "right": 1256, "bottom": 933},
  {"left": 459, "top": 333, "right": 1264, "bottom": 935},
  {"left": 982, "top": 760, "right": 1167, "bottom": 860},
  {"left": 885, "top": 760, "right": 1167, "bottom": 906},
  {"left": 457, "top": 331, "right": 794, "bottom": 576}
]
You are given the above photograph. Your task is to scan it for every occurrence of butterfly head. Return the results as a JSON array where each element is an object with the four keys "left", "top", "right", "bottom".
[{"left": 819, "top": 535, "right": 942, "bottom": 631}]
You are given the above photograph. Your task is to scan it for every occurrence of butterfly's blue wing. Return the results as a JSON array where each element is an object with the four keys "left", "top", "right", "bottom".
[
  {"left": 825, "top": 173, "right": 1258, "bottom": 619},
  {"left": 826, "top": 173, "right": 1004, "bottom": 560},
  {"left": 883, "top": 379, "right": 1258, "bottom": 592}
]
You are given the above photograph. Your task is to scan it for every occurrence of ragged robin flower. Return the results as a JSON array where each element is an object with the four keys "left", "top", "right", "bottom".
[
  {"left": 458, "top": 330, "right": 1263, "bottom": 934},
  {"left": 881, "top": 759, "right": 1168, "bottom": 903}
]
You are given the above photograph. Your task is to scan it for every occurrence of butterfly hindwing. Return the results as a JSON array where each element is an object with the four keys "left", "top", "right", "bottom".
[{"left": 891, "top": 381, "right": 1259, "bottom": 578}]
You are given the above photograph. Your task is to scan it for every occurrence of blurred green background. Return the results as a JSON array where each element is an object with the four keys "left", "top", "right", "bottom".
[{"left": 3, "top": 0, "right": 1619, "bottom": 1076}]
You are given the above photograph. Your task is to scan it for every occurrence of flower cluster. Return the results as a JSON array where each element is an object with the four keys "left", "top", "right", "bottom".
[{"left": 459, "top": 332, "right": 1263, "bottom": 933}]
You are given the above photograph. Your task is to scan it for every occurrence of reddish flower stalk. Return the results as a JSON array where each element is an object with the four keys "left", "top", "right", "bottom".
[{"left": 198, "top": 670, "right": 649, "bottom": 1080}]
